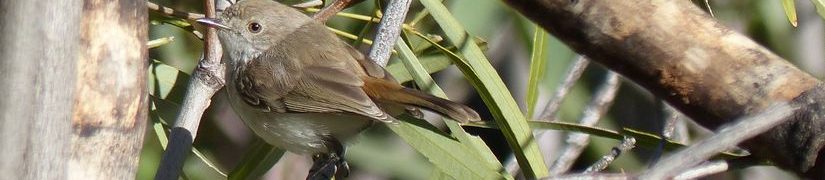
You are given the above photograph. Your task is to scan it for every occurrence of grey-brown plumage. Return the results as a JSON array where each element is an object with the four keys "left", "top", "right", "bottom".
[{"left": 197, "top": 0, "right": 480, "bottom": 179}]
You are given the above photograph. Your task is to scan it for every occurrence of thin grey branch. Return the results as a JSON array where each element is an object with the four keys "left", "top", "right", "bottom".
[
  {"left": 154, "top": 0, "right": 226, "bottom": 179},
  {"left": 537, "top": 56, "right": 590, "bottom": 121},
  {"left": 505, "top": 55, "right": 590, "bottom": 177},
  {"left": 674, "top": 160, "right": 728, "bottom": 180},
  {"left": 550, "top": 71, "right": 621, "bottom": 175},
  {"left": 293, "top": 0, "right": 323, "bottom": 8},
  {"left": 541, "top": 173, "right": 628, "bottom": 180},
  {"left": 584, "top": 137, "right": 636, "bottom": 173},
  {"left": 639, "top": 102, "right": 797, "bottom": 179},
  {"left": 367, "top": 0, "right": 412, "bottom": 66},
  {"left": 663, "top": 104, "right": 689, "bottom": 144}
]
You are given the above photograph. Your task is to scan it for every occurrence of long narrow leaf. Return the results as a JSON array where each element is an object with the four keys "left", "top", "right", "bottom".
[
  {"left": 414, "top": 1, "right": 550, "bottom": 177},
  {"left": 811, "top": 0, "right": 825, "bottom": 21},
  {"left": 385, "top": 38, "right": 508, "bottom": 179},
  {"left": 228, "top": 139, "right": 285, "bottom": 180},
  {"left": 782, "top": 0, "right": 798, "bottom": 27},
  {"left": 465, "top": 121, "right": 748, "bottom": 158},
  {"left": 526, "top": 26, "right": 548, "bottom": 117}
]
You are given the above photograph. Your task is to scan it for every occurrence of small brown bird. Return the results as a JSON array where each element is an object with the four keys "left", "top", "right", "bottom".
[{"left": 197, "top": 0, "right": 480, "bottom": 179}]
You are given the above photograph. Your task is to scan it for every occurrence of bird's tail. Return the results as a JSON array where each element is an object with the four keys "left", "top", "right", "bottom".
[{"left": 362, "top": 77, "right": 481, "bottom": 123}]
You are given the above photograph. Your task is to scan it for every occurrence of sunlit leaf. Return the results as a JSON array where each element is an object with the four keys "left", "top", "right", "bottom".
[
  {"left": 782, "top": 0, "right": 798, "bottom": 27},
  {"left": 526, "top": 25, "right": 548, "bottom": 117},
  {"left": 415, "top": 1, "right": 550, "bottom": 177}
]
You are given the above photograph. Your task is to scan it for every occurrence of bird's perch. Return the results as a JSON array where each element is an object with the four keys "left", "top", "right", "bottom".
[{"left": 502, "top": 0, "right": 825, "bottom": 178}]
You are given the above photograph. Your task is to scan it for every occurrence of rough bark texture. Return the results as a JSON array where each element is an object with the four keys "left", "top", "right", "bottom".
[
  {"left": 0, "top": 0, "right": 148, "bottom": 179},
  {"left": 0, "top": 1, "right": 81, "bottom": 179},
  {"left": 502, "top": 0, "right": 825, "bottom": 178},
  {"left": 72, "top": 0, "right": 149, "bottom": 179}
]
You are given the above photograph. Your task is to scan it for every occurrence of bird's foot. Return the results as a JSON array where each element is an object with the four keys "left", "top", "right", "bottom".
[{"left": 307, "top": 153, "right": 349, "bottom": 180}]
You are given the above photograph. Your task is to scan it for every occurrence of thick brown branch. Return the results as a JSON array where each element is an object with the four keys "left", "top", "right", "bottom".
[{"left": 502, "top": 0, "right": 825, "bottom": 178}]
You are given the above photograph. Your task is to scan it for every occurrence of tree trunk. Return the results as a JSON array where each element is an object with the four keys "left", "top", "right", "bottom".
[
  {"left": 502, "top": 0, "right": 825, "bottom": 178},
  {"left": 0, "top": 0, "right": 148, "bottom": 179}
]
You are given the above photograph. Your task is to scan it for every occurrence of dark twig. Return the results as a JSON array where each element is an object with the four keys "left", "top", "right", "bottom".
[
  {"left": 585, "top": 137, "right": 636, "bottom": 172},
  {"left": 549, "top": 71, "right": 621, "bottom": 175},
  {"left": 154, "top": 0, "right": 226, "bottom": 179},
  {"left": 639, "top": 102, "right": 796, "bottom": 179}
]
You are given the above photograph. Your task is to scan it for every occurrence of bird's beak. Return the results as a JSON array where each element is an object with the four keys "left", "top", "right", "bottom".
[{"left": 196, "top": 18, "right": 230, "bottom": 30}]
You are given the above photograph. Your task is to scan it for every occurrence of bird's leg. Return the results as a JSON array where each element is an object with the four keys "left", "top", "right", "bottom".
[{"left": 307, "top": 139, "right": 349, "bottom": 180}]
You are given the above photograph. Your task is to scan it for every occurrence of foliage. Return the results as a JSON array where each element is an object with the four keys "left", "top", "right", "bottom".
[{"left": 143, "top": 0, "right": 813, "bottom": 179}]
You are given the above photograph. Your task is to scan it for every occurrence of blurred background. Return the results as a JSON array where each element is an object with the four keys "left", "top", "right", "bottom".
[{"left": 143, "top": 0, "right": 823, "bottom": 179}]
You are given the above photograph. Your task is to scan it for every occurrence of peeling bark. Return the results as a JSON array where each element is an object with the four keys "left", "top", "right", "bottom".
[
  {"left": 0, "top": 0, "right": 148, "bottom": 179},
  {"left": 72, "top": 0, "right": 149, "bottom": 179},
  {"left": 503, "top": 0, "right": 825, "bottom": 178}
]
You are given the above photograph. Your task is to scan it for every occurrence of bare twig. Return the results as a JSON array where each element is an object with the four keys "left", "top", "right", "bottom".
[
  {"left": 674, "top": 160, "right": 728, "bottom": 180},
  {"left": 148, "top": 36, "right": 175, "bottom": 49},
  {"left": 541, "top": 173, "right": 628, "bottom": 180},
  {"left": 537, "top": 56, "right": 590, "bottom": 122},
  {"left": 293, "top": 0, "right": 323, "bottom": 8},
  {"left": 367, "top": 0, "right": 412, "bottom": 66},
  {"left": 147, "top": 1, "right": 205, "bottom": 20},
  {"left": 505, "top": 55, "right": 590, "bottom": 176},
  {"left": 639, "top": 102, "right": 797, "bottom": 179},
  {"left": 147, "top": 2, "right": 204, "bottom": 39},
  {"left": 703, "top": 0, "right": 714, "bottom": 17},
  {"left": 662, "top": 104, "right": 689, "bottom": 144},
  {"left": 154, "top": 0, "right": 225, "bottom": 179},
  {"left": 584, "top": 137, "right": 636, "bottom": 173},
  {"left": 312, "top": 0, "right": 365, "bottom": 22},
  {"left": 549, "top": 71, "right": 621, "bottom": 175},
  {"left": 650, "top": 101, "right": 689, "bottom": 164}
]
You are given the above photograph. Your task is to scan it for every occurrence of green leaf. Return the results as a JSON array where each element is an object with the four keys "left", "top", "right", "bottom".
[
  {"left": 526, "top": 26, "right": 548, "bottom": 117},
  {"left": 228, "top": 139, "right": 285, "bottom": 180},
  {"left": 149, "top": 100, "right": 228, "bottom": 177},
  {"left": 386, "top": 116, "right": 504, "bottom": 179},
  {"left": 465, "top": 121, "right": 749, "bottom": 158},
  {"left": 148, "top": 36, "right": 175, "bottom": 49},
  {"left": 385, "top": 54, "right": 454, "bottom": 83},
  {"left": 148, "top": 60, "right": 189, "bottom": 101},
  {"left": 782, "top": 0, "right": 798, "bottom": 27},
  {"left": 811, "top": 0, "right": 825, "bottom": 21},
  {"left": 418, "top": 0, "right": 550, "bottom": 178},
  {"left": 392, "top": 38, "right": 510, "bottom": 179}
]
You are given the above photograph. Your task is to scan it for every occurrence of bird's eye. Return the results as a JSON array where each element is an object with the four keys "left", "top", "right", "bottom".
[{"left": 247, "top": 22, "right": 262, "bottom": 33}]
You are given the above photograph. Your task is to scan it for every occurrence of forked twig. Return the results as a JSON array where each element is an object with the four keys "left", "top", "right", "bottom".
[{"left": 154, "top": 0, "right": 226, "bottom": 179}]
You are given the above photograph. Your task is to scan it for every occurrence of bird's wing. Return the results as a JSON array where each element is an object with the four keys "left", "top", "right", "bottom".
[
  {"left": 281, "top": 65, "right": 391, "bottom": 122},
  {"left": 235, "top": 50, "right": 390, "bottom": 123}
]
